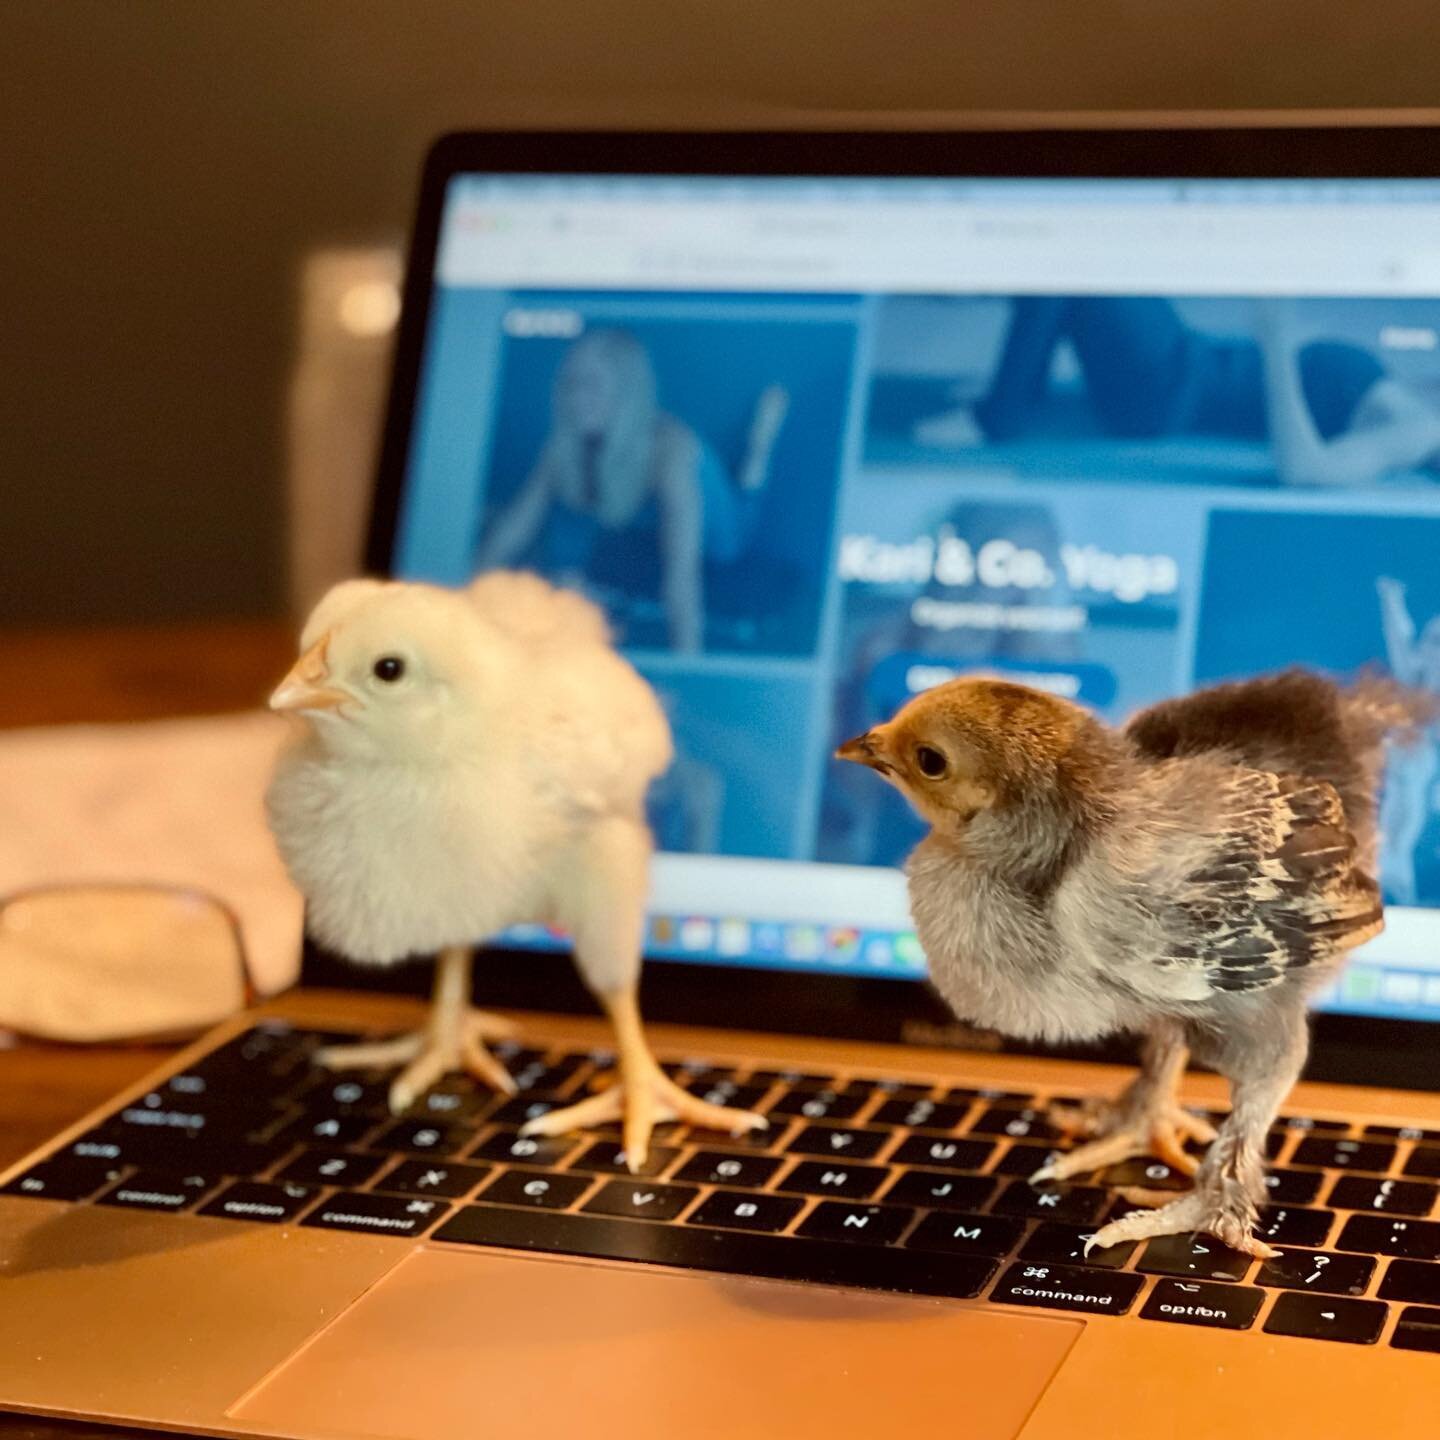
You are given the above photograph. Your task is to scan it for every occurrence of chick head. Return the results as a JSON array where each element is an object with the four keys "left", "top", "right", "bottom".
[
  {"left": 836, "top": 677, "right": 1090, "bottom": 829},
  {"left": 270, "top": 579, "right": 507, "bottom": 758}
]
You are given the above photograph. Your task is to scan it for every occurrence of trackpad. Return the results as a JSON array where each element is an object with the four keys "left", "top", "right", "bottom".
[{"left": 231, "top": 1247, "right": 1080, "bottom": 1440}]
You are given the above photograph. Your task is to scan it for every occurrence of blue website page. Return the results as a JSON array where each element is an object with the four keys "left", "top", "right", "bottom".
[{"left": 394, "top": 174, "right": 1440, "bottom": 1023}]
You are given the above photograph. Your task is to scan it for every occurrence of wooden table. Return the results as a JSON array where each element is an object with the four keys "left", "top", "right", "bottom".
[{"left": 0, "top": 620, "right": 293, "bottom": 1170}]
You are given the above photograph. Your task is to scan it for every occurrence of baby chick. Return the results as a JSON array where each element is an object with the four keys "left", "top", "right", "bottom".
[
  {"left": 266, "top": 570, "right": 765, "bottom": 1164},
  {"left": 839, "top": 670, "right": 1423, "bottom": 1256}
]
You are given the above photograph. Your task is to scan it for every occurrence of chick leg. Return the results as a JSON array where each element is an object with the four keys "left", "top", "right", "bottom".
[
  {"left": 1033, "top": 1021, "right": 1216, "bottom": 1184},
  {"left": 314, "top": 946, "right": 519, "bottom": 1111},
  {"left": 1085, "top": 1007, "right": 1309, "bottom": 1259},
  {"left": 518, "top": 816, "right": 765, "bottom": 1168}
]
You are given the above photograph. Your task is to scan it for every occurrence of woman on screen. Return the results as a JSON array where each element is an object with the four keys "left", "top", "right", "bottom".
[
  {"left": 1376, "top": 576, "right": 1440, "bottom": 905},
  {"left": 476, "top": 328, "right": 788, "bottom": 652},
  {"left": 969, "top": 296, "right": 1440, "bottom": 488}
]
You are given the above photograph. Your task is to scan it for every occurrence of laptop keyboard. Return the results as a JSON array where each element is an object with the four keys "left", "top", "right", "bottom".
[{"left": 6, "top": 1021, "right": 1440, "bottom": 1355}]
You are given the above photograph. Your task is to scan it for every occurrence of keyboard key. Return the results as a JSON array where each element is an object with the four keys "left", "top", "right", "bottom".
[
  {"left": 1391, "top": 1305, "right": 1440, "bottom": 1354},
  {"left": 882, "top": 1170, "right": 994, "bottom": 1212},
  {"left": 687, "top": 1190, "right": 804, "bottom": 1234},
  {"left": 102, "top": 1091, "right": 275, "bottom": 1146},
  {"left": 992, "top": 1181, "right": 1107, "bottom": 1225},
  {"left": 777, "top": 1161, "right": 889, "bottom": 1200},
  {"left": 72, "top": 1122, "right": 286, "bottom": 1175},
  {"left": 570, "top": 1142, "right": 680, "bottom": 1178},
  {"left": 302, "top": 1077, "right": 390, "bottom": 1114},
  {"left": 1256, "top": 1206, "right": 1334, "bottom": 1247},
  {"left": 301, "top": 1190, "right": 450, "bottom": 1238},
  {"left": 1328, "top": 1176, "right": 1436, "bottom": 1217},
  {"left": 971, "top": 1107, "right": 1060, "bottom": 1142},
  {"left": 508, "top": 1057, "right": 584, "bottom": 1093},
  {"left": 435, "top": 1206, "right": 997, "bottom": 1297},
  {"left": 687, "top": 1082, "right": 770, "bottom": 1111},
  {"left": 1263, "top": 1168, "right": 1324, "bottom": 1205},
  {"left": 1291, "top": 1138, "right": 1396, "bottom": 1173},
  {"left": 1257, "top": 1248, "right": 1376, "bottom": 1296},
  {"left": 401, "top": 1079, "right": 494, "bottom": 1122},
  {"left": 1367, "top": 1125, "right": 1440, "bottom": 1142},
  {"left": 990, "top": 1261, "right": 1143, "bottom": 1316},
  {"left": 275, "top": 1149, "right": 385, "bottom": 1188},
  {"left": 705, "top": 1118, "right": 790, "bottom": 1151},
  {"left": 974, "top": 1088, "right": 1036, "bottom": 1104},
  {"left": 889, "top": 1136, "right": 994, "bottom": 1171},
  {"left": 1378, "top": 1259, "right": 1440, "bottom": 1305},
  {"left": 2, "top": 1157, "right": 124, "bottom": 1201},
  {"left": 1337, "top": 1215, "right": 1440, "bottom": 1261},
  {"left": 768, "top": 1089, "right": 866, "bottom": 1122},
  {"left": 796, "top": 1201, "right": 915, "bottom": 1246},
  {"left": 373, "top": 1160, "right": 492, "bottom": 1199},
  {"left": 1142, "top": 1278, "right": 1265, "bottom": 1331},
  {"left": 487, "top": 1095, "right": 572, "bottom": 1128},
  {"left": 581, "top": 1180, "right": 699, "bottom": 1222},
  {"left": 673, "top": 1151, "right": 782, "bottom": 1189},
  {"left": 1019, "top": 1223, "right": 1135, "bottom": 1269},
  {"left": 475, "top": 1169, "right": 593, "bottom": 1211},
  {"left": 1138, "top": 1233, "right": 1254, "bottom": 1283},
  {"left": 787, "top": 1126, "right": 890, "bottom": 1161},
  {"left": 906, "top": 1210, "right": 1023, "bottom": 1258},
  {"left": 97, "top": 1170, "right": 217, "bottom": 1212},
  {"left": 989, "top": 1144, "right": 1063, "bottom": 1179},
  {"left": 1404, "top": 1147, "right": 1440, "bottom": 1180},
  {"left": 850, "top": 1078, "right": 937, "bottom": 1102},
  {"left": 369, "top": 1119, "right": 472, "bottom": 1157},
  {"left": 1264, "top": 1292, "right": 1386, "bottom": 1345},
  {"left": 271, "top": 1112, "right": 376, "bottom": 1148},
  {"left": 1101, "top": 1159, "right": 1191, "bottom": 1192},
  {"left": 198, "top": 1181, "right": 316, "bottom": 1223},
  {"left": 871, "top": 1099, "right": 968, "bottom": 1130},
  {"left": 1279, "top": 1116, "right": 1351, "bottom": 1134},
  {"left": 470, "top": 1130, "right": 578, "bottom": 1167}
]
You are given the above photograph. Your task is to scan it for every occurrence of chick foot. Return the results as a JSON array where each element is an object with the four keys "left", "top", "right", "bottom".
[
  {"left": 316, "top": 1008, "right": 520, "bottom": 1113},
  {"left": 518, "top": 985, "right": 764, "bottom": 1169},
  {"left": 314, "top": 944, "right": 519, "bottom": 1113},
  {"left": 1085, "top": 1180, "right": 1278, "bottom": 1261},
  {"left": 521, "top": 1070, "right": 766, "bottom": 1170},
  {"left": 1032, "top": 1097, "right": 1217, "bottom": 1185}
]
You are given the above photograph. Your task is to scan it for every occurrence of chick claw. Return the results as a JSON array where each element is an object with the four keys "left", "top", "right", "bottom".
[
  {"left": 1031, "top": 1100, "right": 1217, "bottom": 1185},
  {"left": 520, "top": 1071, "right": 766, "bottom": 1172}
]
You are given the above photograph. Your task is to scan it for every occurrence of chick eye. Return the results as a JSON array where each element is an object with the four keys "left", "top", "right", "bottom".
[
  {"left": 915, "top": 744, "right": 948, "bottom": 778},
  {"left": 372, "top": 655, "right": 405, "bottom": 683}
]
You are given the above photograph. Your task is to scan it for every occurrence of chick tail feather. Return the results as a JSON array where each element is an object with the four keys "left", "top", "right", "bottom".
[{"left": 1341, "top": 669, "right": 1439, "bottom": 759}]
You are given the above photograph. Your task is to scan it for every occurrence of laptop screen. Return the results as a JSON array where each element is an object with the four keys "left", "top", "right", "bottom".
[{"left": 390, "top": 171, "right": 1440, "bottom": 1027}]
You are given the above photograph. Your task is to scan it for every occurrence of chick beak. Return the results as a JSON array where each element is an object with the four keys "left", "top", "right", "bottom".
[
  {"left": 269, "top": 634, "right": 349, "bottom": 714},
  {"left": 836, "top": 730, "right": 891, "bottom": 773}
]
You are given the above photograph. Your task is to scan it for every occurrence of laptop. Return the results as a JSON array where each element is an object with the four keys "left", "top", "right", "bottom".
[{"left": 5, "top": 125, "right": 1440, "bottom": 1439}]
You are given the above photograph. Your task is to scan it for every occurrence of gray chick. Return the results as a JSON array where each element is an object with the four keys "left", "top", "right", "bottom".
[{"left": 838, "top": 669, "right": 1426, "bottom": 1256}]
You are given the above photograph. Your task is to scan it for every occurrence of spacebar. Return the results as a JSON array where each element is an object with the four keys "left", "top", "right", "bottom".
[{"left": 432, "top": 1205, "right": 996, "bottom": 1297}]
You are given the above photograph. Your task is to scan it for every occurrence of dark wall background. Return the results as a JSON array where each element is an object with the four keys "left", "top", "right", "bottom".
[{"left": 5, "top": 1, "right": 1440, "bottom": 625}]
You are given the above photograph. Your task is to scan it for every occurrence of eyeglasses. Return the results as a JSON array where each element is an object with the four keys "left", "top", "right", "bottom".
[{"left": 0, "top": 884, "right": 255, "bottom": 1045}]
